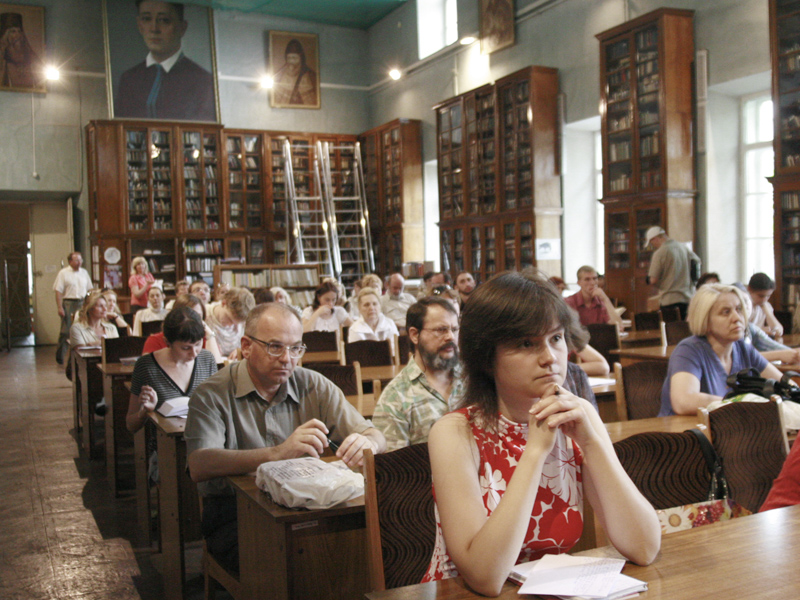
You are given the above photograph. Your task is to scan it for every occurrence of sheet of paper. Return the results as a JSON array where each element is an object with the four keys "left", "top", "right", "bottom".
[
  {"left": 588, "top": 377, "right": 616, "bottom": 387},
  {"left": 518, "top": 554, "right": 624, "bottom": 597}
]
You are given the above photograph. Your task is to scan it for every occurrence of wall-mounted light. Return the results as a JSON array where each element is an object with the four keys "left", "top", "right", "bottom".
[
  {"left": 460, "top": 36, "right": 476, "bottom": 45},
  {"left": 389, "top": 68, "right": 402, "bottom": 81},
  {"left": 44, "top": 65, "right": 60, "bottom": 81},
  {"left": 260, "top": 75, "right": 274, "bottom": 89}
]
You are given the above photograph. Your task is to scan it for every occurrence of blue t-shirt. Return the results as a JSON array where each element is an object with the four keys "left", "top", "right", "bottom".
[{"left": 659, "top": 335, "right": 768, "bottom": 416}]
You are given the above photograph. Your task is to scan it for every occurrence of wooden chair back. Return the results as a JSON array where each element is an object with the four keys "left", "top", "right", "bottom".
[
  {"left": 363, "top": 444, "right": 435, "bottom": 591},
  {"left": 663, "top": 320, "right": 691, "bottom": 346},
  {"left": 344, "top": 339, "right": 394, "bottom": 367},
  {"left": 659, "top": 305, "right": 681, "bottom": 323},
  {"left": 774, "top": 310, "right": 793, "bottom": 334},
  {"left": 301, "top": 329, "right": 342, "bottom": 364},
  {"left": 586, "top": 323, "right": 620, "bottom": 369},
  {"left": 613, "top": 360, "right": 667, "bottom": 421},
  {"left": 303, "top": 361, "right": 364, "bottom": 414},
  {"left": 396, "top": 335, "right": 411, "bottom": 366},
  {"left": 699, "top": 400, "right": 789, "bottom": 513},
  {"left": 613, "top": 431, "right": 710, "bottom": 509},
  {"left": 101, "top": 336, "right": 146, "bottom": 369},
  {"left": 634, "top": 310, "right": 661, "bottom": 332},
  {"left": 121, "top": 312, "right": 135, "bottom": 327},
  {"left": 140, "top": 319, "right": 164, "bottom": 338}
]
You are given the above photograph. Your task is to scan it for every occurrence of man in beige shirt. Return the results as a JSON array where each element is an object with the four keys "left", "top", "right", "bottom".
[{"left": 185, "top": 302, "right": 385, "bottom": 573}]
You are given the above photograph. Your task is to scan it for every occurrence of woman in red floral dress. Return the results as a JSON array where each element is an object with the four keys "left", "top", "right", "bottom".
[{"left": 422, "top": 271, "right": 661, "bottom": 596}]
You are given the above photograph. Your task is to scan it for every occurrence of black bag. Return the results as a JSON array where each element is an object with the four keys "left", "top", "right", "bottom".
[
  {"left": 688, "top": 428, "right": 729, "bottom": 501},
  {"left": 690, "top": 257, "right": 701, "bottom": 285},
  {"left": 724, "top": 367, "right": 800, "bottom": 403}
]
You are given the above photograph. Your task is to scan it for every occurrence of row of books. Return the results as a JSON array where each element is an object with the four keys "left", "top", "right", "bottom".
[
  {"left": 185, "top": 239, "right": 223, "bottom": 254},
  {"left": 186, "top": 257, "right": 221, "bottom": 272}
]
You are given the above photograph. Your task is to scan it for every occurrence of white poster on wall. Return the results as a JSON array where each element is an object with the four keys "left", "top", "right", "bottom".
[{"left": 536, "top": 239, "right": 561, "bottom": 261}]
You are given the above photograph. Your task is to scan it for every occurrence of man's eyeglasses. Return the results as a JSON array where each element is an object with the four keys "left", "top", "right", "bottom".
[
  {"left": 421, "top": 326, "right": 459, "bottom": 338},
  {"left": 247, "top": 335, "right": 307, "bottom": 358}
]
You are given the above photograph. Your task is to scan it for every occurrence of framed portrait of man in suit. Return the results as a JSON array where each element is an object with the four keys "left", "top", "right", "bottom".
[
  {"left": 269, "top": 31, "right": 320, "bottom": 110},
  {"left": 0, "top": 3, "right": 46, "bottom": 93},
  {"left": 480, "top": 0, "right": 515, "bottom": 55},
  {"left": 103, "top": 0, "right": 219, "bottom": 122}
]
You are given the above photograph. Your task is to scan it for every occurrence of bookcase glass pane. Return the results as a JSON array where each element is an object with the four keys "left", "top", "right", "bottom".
[
  {"left": 151, "top": 129, "right": 172, "bottom": 230},
  {"left": 607, "top": 212, "right": 630, "bottom": 269},
  {"left": 126, "top": 129, "right": 149, "bottom": 231}
]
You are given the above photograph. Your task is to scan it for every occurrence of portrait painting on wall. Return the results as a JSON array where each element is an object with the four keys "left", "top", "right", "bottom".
[
  {"left": 103, "top": 0, "right": 219, "bottom": 122},
  {"left": 269, "top": 31, "right": 320, "bottom": 110},
  {"left": 0, "top": 3, "right": 46, "bottom": 93},
  {"left": 480, "top": 0, "right": 515, "bottom": 55}
]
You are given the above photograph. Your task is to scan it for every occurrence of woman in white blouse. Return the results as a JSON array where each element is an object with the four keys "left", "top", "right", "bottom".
[
  {"left": 348, "top": 288, "right": 399, "bottom": 343},
  {"left": 302, "top": 281, "right": 353, "bottom": 332},
  {"left": 69, "top": 290, "right": 119, "bottom": 347},
  {"left": 132, "top": 286, "right": 168, "bottom": 336}
]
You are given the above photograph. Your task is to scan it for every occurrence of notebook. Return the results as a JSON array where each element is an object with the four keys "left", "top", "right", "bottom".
[{"left": 156, "top": 396, "right": 190, "bottom": 418}]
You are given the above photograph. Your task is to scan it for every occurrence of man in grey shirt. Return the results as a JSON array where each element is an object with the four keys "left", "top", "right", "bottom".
[
  {"left": 646, "top": 226, "right": 699, "bottom": 320},
  {"left": 185, "top": 302, "right": 386, "bottom": 572}
]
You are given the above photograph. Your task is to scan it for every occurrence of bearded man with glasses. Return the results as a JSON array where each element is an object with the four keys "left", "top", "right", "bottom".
[
  {"left": 185, "top": 302, "right": 386, "bottom": 573},
  {"left": 373, "top": 297, "right": 465, "bottom": 451}
]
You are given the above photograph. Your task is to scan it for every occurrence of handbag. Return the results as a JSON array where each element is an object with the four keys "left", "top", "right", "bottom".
[{"left": 724, "top": 367, "right": 800, "bottom": 403}]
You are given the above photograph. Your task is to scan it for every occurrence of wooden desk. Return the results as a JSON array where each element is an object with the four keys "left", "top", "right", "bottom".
[
  {"left": 229, "top": 474, "right": 369, "bottom": 600},
  {"left": 591, "top": 383, "right": 616, "bottom": 422},
  {"left": 365, "top": 504, "right": 800, "bottom": 599},
  {"left": 612, "top": 345, "right": 675, "bottom": 367},
  {"left": 619, "top": 329, "right": 662, "bottom": 348},
  {"left": 72, "top": 347, "right": 103, "bottom": 458},
  {"left": 98, "top": 362, "right": 135, "bottom": 495},
  {"left": 360, "top": 364, "right": 404, "bottom": 387},
  {"left": 780, "top": 332, "right": 800, "bottom": 347},
  {"left": 604, "top": 415, "right": 698, "bottom": 443}
]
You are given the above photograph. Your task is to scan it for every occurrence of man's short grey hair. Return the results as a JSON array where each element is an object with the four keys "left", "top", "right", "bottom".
[
  {"left": 244, "top": 302, "right": 302, "bottom": 336},
  {"left": 576, "top": 265, "right": 597, "bottom": 279}
]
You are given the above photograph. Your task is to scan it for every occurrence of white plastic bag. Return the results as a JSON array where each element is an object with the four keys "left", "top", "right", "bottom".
[{"left": 255, "top": 457, "right": 364, "bottom": 509}]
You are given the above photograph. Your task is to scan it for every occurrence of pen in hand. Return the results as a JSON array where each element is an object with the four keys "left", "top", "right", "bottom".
[{"left": 327, "top": 426, "right": 340, "bottom": 452}]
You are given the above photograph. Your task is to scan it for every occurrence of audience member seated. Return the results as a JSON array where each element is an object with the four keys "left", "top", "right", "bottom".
[
  {"left": 165, "top": 279, "right": 190, "bottom": 309},
  {"left": 380, "top": 273, "right": 416, "bottom": 330},
  {"left": 185, "top": 303, "right": 386, "bottom": 573},
  {"left": 696, "top": 272, "right": 720, "bottom": 288},
  {"left": 69, "top": 290, "right": 120, "bottom": 347},
  {"left": 747, "top": 273, "right": 783, "bottom": 339},
  {"left": 747, "top": 322, "right": 800, "bottom": 364},
  {"left": 659, "top": 283, "right": 784, "bottom": 416},
  {"left": 302, "top": 281, "right": 353, "bottom": 333},
  {"left": 252, "top": 287, "right": 274, "bottom": 305},
  {"left": 430, "top": 284, "right": 460, "bottom": 317},
  {"left": 126, "top": 307, "right": 217, "bottom": 455},
  {"left": 760, "top": 436, "right": 800, "bottom": 512},
  {"left": 348, "top": 288, "right": 399, "bottom": 344},
  {"left": 421, "top": 270, "right": 659, "bottom": 594},
  {"left": 416, "top": 271, "right": 436, "bottom": 300},
  {"left": 206, "top": 286, "right": 256, "bottom": 360},
  {"left": 189, "top": 279, "right": 211, "bottom": 305},
  {"left": 101, "top": 288, "right": 131, "bottom": 335},
  {"left": 132, "top": 286, "right": 168, "bottom": 336},
  {"left": 565, "top": 309, "right": 610, "bottom": 378},
  {"left": 373, "top": 297, "right": 464, "bottom": 450},
  {"left": 548, "top": 275, "right": 568, "bottom": 296},
  {"left": 213, "top": 281, "right": 231, "bottom": 303},
  {"left": 143, "top": 294, "right": 223, "bottom": 362},
  {"left": 565, "top": 265, "right": 622, "bottom": 329},
  {"left": 455, "top": 271, "right": 476, "bottom": 310}
]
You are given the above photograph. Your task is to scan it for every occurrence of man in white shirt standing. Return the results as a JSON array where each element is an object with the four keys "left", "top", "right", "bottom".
[
  {"left": 53, "top": 251, "right": 93, "bottom": 364},
  {"left": 380, "top": 272, "right": 416, "bottom": 332}
]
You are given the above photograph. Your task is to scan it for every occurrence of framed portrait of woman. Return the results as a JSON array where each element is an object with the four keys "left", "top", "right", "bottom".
[
  {"left": 0, "top": 3, "right": 46, "bottom": 93},
  {"left": 480, "top": 0, "right": 515, "bottom": 55},
  {"left": 103, "top": 0, "right": 219, "bottom": 122},
  {"left": 269, "top": 30, "right": 320, "bottom": 110}
]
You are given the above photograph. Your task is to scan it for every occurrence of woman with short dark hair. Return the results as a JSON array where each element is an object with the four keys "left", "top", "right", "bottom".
[{"left": 422, "top": 271, "right": 660, "bottom": 595}]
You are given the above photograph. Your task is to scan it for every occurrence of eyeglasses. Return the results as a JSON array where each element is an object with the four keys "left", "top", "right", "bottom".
[
  {"left": 421, "top": 326, "right": 459, "bottom": 338},
  {"left": 431, "top": 285, "right": 452, "bottom": 296},
  {"left": 247, "top": 335, "right": 307, "bottom": 358}
]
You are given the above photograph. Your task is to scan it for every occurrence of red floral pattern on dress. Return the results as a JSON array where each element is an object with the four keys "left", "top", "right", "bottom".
[{"left": 422, "top": 406, "right": 584, "bottom": 582}]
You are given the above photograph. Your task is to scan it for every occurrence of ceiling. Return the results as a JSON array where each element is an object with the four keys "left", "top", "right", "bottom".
[{"left": 181, "top": 0, "right": 408, "bottom": 30}]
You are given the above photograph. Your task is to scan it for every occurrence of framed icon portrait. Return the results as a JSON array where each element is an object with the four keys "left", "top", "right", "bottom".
[
  {"left": 103, "top": 0, "right": 219, "bottom": 122},
  {"left": 480, "top": 0, "right": 515, "bottom": 55},
  {"left": 0, "top": 3, "right": 46, "bottom": 93},
  {"left": 269, "top": 31, "right": 320, "bottom": 110}
]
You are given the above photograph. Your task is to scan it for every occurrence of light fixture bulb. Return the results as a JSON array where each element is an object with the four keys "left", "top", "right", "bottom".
[
  {"left": 460, "top": 36, "right": 476, "bottom": 45},
  {"left": 44, "top": 66, "right": 60, "bottom": 81},
  {"left": 389, "top": 68, "right": 401, "bottom": 81},
  {"left": 260, "top": 75, "right": 274, "bottom": 89}
]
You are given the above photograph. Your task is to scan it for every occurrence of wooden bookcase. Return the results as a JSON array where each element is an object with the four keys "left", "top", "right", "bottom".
[
  {"left": 359, "top": 119, "right": 424, "bottom": 277},
  {"left": 597, "top": 8, "right": 696, "bottom": 314},
  {"left": 434, "top": 66, "right": 560, "bottom": 283},
  {"left": 770, "top": 0, "right": 800, "bottom": 308},
  {"left": 213, "top": 263, "right": 321, "bottom": 308}
]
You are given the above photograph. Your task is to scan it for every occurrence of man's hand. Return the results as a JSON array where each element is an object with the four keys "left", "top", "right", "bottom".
[
  {"left": 336, "top": 433, "right": 376, "bottom": 468},
  {"left": 274, "top": 418, "right": 329, "bottom": 461},
  {"left": 58, "top": 305, "right": 65, "bottom": 318}
]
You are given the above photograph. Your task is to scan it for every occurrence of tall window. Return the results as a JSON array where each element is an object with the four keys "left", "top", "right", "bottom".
[
  {"left": 418, "top": 0, "right": 458, "bottom": 59},
  {"left": 741, "top": 95, "right": 774, "bottom": 279}
]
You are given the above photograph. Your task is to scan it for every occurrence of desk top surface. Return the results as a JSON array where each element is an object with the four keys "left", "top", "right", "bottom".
[
  {"left": 612, "top": 345, "right": 675, "bottom": 360},
  {"left": 365, "top": 504, "right": 800, "bottom": 599},
  {"left": 604, "top": 415, "right": 698, "bottom": 443},
  {"left": 361, "top": 364, "right": 404, "bottom": 381},
  {"left": 619, "top": 330, "right": 662, "bottom": 344},
  {"left": 148, "top": 411, "right": 185, "bottom": 435},
  {"left": 75, "top": 347, "right": 102, "bottom": 359},
  {"left": 97, "top": 363, "right": 135, "bottom": 376}
]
